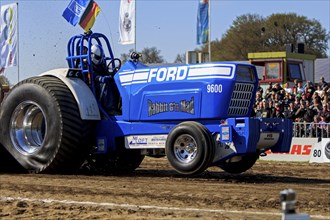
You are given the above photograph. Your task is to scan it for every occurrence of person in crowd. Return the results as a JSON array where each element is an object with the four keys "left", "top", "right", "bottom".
[
  {"left": 318, "top": 114, "right": 329, "bottom": 138},
  {"left": 269, "top": 100, "right": 275, "bottom": 113},
  {"left": 296, "top": 81, "right": 304, "bottom": 95},
  {"left": 282, "top": 92, "right": 291, "bottom": 110},
  {"left": 257, "top": 81, "right": 264, "bottom": 97},
  {"left": 291, "top": 79, "right": 299, "bottom": 92},
  {"left": 255, "top": 101, "right": 264, "bottom": 118},
  {"left": 303, "top": 100, "right": 316, "bottom": 123},
  {"left": 284, "top": 102, "right": 297, "bottom": 120},
  {"left": 318, "top": 89, "right": 326, "bottom": 103},
  {"left": 320, "top": 76, "right": 328, "bottom": 90},
  {"left": 273, "top": 103, "right": 285, "bottom": 118},
  {"left": 309, "top": 98, "right": 322, "bottom": 116},
  {"left": 300, "top": 93, "right": 308, "bottom": 104},
  {"left": 269, "top": 90, "right": 277, "bottom": 101},
  {"left": 294, "top": 101, "right": 306, "bottom": 122},
  {"left": 273, "top": 93, "right": 283, "bottom": 106},
  {"left": 291, "top": 86, "right": 297, "bottom": 96},
  {"left": 315, "top": 84, "right": 323, "bottom": 96},
  {"left": 294, "top": 95, "right": 301, "bottom": 107},
  {"left": 279, "top": 88, "right": 287, "bottom": 100},
  {"left": 264, "top": 82, "right": 273, "bottom": 99},
  {"left": 288, "top": 93, "right": 295, "bottom": 103},
  {"left": 312, "top": 91, "right": 322, "bottom": 104},
  {"left": 304, "top": 81, "right": 315, "bottom": 100},
  {"left": 320, "top": 86, "right": 330, "bottom": 103},
  {"left": 325, "top": 97, "right": 330, "bottom": 105},
  {"left": 261, "top": 100, "right": 273, "bottom": 118},
  {"left": 319, "top": 103, "right": 330, "bottom": 122},
  {"left": 255, "top": 91, "right": 263, "bottom": 104},
  {"left": 308, "top": 115, "right": 321, "bottom": 137},
  {"left": 273, "top": 83, "right": 284, "bottom": 96}
]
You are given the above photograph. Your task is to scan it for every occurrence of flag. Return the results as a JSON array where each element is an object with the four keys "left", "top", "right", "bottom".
[
  {"left": 79, "top": 0, "right": 100, "bottom": 32},
  {"left": 0, "top": 3, "right": 18, "bottom": 68},
  {"left": 197, "top": 0, "right": 209, "bottom": 45},
  {"left": 119, "top": 0, "right": 135, "bottom": 45},
  {"left": 62, "top": 0, "right": 90, "bottom": 26}
]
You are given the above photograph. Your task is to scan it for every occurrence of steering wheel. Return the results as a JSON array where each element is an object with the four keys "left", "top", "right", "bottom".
[{"left": 107, "top": 58, "right": 122, "bottom": 73}]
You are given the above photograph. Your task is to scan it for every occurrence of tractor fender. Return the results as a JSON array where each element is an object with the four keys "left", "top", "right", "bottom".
[{"left": 40, "top": 68, "right": 101, "bottom": 120}]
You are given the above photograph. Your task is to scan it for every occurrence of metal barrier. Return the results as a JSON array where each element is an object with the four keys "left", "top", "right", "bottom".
[{"left": 293, "top": 122, "right": 330, "bottom": 138}]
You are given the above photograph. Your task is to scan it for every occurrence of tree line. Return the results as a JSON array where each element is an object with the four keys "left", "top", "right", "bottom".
[
  {"left": 1, "top": 13, "right": 328, "bottom": 85},
  {"left": 122, "top": 13, "right": 329, "bottom": 63}
]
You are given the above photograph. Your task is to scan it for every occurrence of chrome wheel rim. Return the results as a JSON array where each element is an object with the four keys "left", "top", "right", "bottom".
[
  {"left": 10, "top": 101, "right": 47, "bottom": 155},
  {"left": 173, "top": 134, "right": 197, "bottom": 163}
]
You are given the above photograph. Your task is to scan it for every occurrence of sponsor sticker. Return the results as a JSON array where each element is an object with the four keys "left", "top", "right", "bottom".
[{"left": 125, "top": 135, "right": 167, "bottom": 149}]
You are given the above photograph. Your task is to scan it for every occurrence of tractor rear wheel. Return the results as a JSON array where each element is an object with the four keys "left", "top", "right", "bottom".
[
  {"left": 83, "top": 148, "right": 145, "bottom": 175},
  {"left": 0, "top": 76, "right": 94, "bottom": 173}
]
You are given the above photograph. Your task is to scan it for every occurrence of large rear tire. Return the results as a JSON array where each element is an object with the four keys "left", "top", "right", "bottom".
[
  {"left": 83, "top": 148, "right": 145, "bottom": 175},
  {"left": 0, "top": 76, "right": 94, "bottom": 173},
  {"left": 165, "top": 121, "right": 214, "bottom": 175},
  {"left": 0, "top": 143, "right": 24, "bottom": 173}
]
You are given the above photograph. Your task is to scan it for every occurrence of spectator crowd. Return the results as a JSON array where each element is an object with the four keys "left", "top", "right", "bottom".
[{"left": 252, "top": 77, "right": 330, "bottom": 138}]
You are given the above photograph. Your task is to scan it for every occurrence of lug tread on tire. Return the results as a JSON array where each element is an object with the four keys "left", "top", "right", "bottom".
[{"left": 0, "top": 76, "right": 94, "bottom": 174}]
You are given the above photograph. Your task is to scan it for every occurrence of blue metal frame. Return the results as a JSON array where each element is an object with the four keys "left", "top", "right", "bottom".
[{"left": 66, "top": 31, "right": 117, "bottom": 118}]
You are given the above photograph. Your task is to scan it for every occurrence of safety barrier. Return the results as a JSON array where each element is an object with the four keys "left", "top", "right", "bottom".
[
  {"left": 260, "top": 122, "right": 329, "bottom": 163},
  {"left": 260, "top": 137, "right": 330, "bottom": 163},
  {"left": 293, "top": 122, "right": 329, "bottom": 138}
]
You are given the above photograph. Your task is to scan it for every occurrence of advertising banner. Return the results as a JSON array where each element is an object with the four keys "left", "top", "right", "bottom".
[{"left": 0, "top": 3, "right": 17, "bottom": 68}]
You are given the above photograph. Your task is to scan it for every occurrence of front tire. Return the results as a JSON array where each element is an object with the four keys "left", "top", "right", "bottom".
[
  {"left": 217, "top": 154, "right": 259, "bottom": 174},
  {"left": 165, "top": 121, "right": 214, "bottom": 175},
  {"left": 0, "top": 76, "right": 94, "bottom": 173}
]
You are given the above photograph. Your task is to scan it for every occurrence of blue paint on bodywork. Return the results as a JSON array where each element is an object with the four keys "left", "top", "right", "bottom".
[{"left": 66, "top": 32, "right": 292, "bottom": 161}]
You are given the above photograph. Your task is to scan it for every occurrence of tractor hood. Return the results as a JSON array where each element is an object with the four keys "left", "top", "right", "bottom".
[{"left": 114, "top": 61, "right": 257, "bottom": 121}]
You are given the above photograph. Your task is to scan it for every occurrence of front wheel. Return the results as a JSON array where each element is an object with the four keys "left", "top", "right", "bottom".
[
  {"left": 217, "top": 154, "right": 259, "bottom": 174},
  {"left": 165, "top": 121, "right": 214, "bottom": 175}
]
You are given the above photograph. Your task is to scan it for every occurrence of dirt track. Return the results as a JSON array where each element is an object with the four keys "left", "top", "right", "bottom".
[{"left": 0, "top": 157, "right": 329, "bottom": 220}]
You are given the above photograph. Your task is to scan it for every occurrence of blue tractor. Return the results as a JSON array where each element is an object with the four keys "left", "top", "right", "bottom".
[{"left": 0, "top": 32, "right": 293, "bottom": 175}]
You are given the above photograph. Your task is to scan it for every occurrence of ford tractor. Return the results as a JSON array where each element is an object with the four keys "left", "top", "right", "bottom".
[{"left": 0, "top": 32, "right": 293, "bottom": 175}]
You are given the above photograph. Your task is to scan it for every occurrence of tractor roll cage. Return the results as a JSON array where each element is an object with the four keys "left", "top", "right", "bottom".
[{"left": 66, "top": 31, "right": 116, "bottom": 92}]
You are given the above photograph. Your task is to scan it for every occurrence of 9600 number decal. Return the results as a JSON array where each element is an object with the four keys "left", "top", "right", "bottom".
[{"left": 207, "top": 84, "right": 223, "bottom": 93}]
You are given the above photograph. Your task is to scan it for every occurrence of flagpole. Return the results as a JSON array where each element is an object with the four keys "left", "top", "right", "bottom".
[
  {"left": 17, "top": 2, "right": 19, "bottom": 82},
  {"left": 134, "top": 0, "right": 136, "bottom": 52},
  {"left": 208, "top": 0, "right": 211, "bottom": 62}
]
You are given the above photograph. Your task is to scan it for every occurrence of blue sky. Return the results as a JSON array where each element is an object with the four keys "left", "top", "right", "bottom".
[{"left": 1, "top": 0, "right": 330, "bottom": 84}]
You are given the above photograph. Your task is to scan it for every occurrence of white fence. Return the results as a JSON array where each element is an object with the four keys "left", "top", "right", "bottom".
[
  {"left": 260, "top": 122, "right": 330, "bottom": 163},
  {"left": 260, "top": 138, "right": 330, "bottom": 163},
  {"left": 293, "top": 122, "right": 329, "bottom": 138}
]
